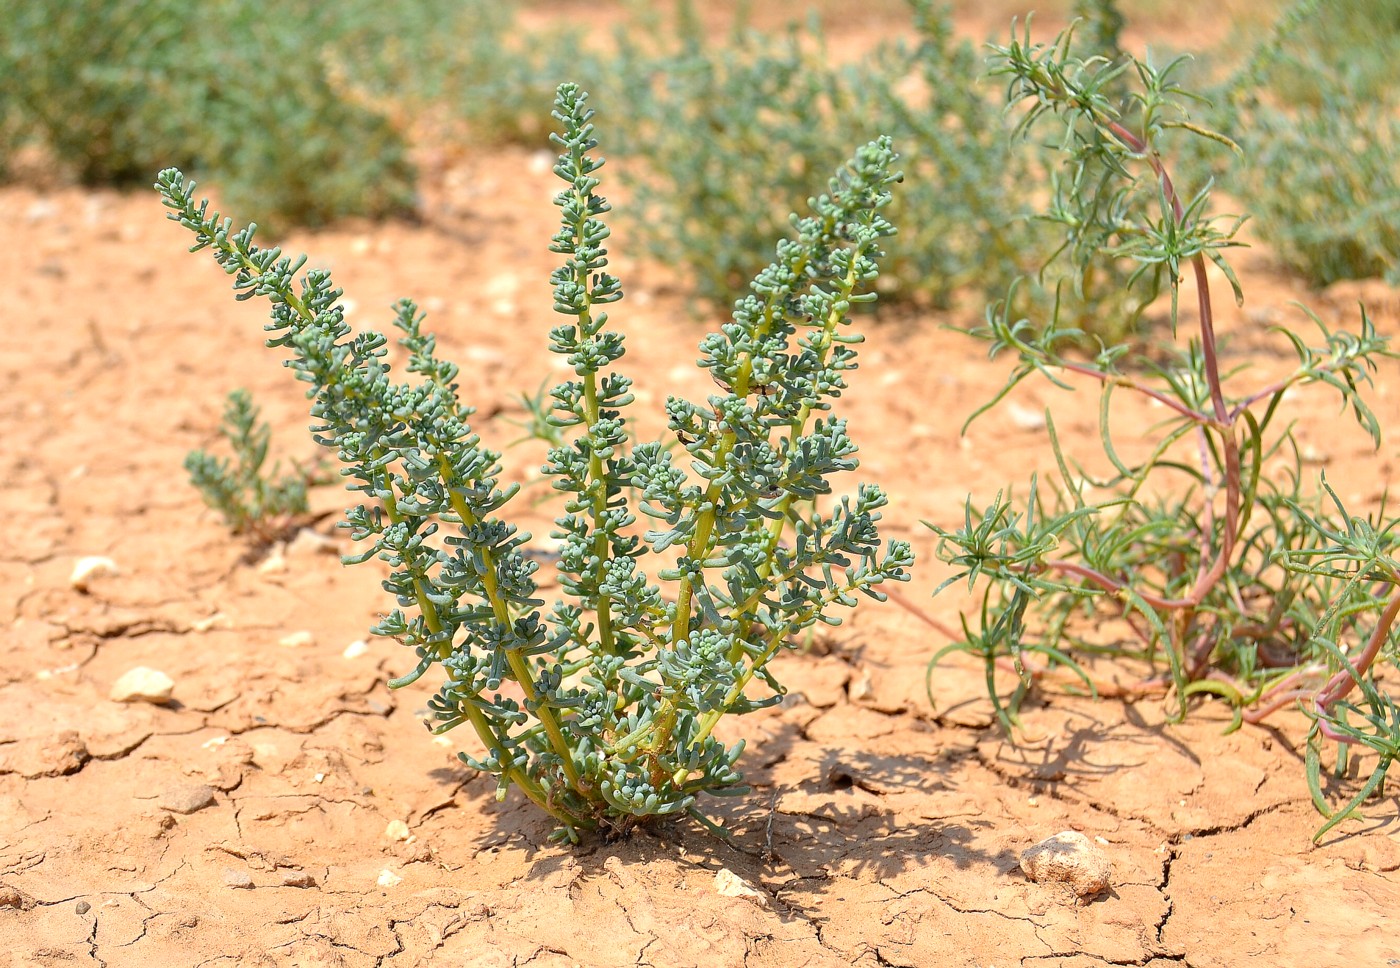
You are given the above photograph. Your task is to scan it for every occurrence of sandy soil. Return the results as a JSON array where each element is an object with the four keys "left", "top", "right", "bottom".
[{"left": 3, "top": 10, "right": 1399, "bottom": 965}]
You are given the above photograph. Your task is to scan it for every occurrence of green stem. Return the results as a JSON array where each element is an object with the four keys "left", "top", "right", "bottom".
[
  {"left": 436, "top": 458, "right": 586, "bottom": 794},
  {"left": 760, "top": 242, "right": 871, "bottom": 557},
  {"left": 666, "top": 217, "right": 830, "bottom": 648}
]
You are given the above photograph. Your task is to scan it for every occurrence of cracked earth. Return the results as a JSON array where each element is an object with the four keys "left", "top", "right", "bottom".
[{"left": 4, "top": 18, "right": 1400, "bottom": 963}]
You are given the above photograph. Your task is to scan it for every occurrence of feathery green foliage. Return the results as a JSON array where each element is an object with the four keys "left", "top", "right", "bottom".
[
  {"left": 185, "top": 389, "right": 312, "bottom": 543},
  {"left": 157, "top": 84, "right": 912, "bottom": 841},
  {"left": 929, "top": 22, "right": 1396, "bottom": 837}
]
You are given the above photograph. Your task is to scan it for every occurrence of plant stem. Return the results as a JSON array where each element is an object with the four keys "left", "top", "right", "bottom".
[{"left": 435, "top": 460, "right": 586, "bottom": 793}]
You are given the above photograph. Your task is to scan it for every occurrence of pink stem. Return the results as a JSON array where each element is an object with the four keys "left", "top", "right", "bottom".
[{"left": 1316, "top": 588, "right": 1400, "bottom": 708}]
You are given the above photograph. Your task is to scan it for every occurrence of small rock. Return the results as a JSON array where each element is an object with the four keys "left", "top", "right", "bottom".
[
  {"left": 287, "top": 528, "right": 338, "bottom": 557},
  {"left": 278, "top": 630, "right": 315, "bottom": 649},
  {"left": 0, "top": 885, "right": 26, "bottom": 909},
  {"left": 4, "top": 730, "right": 91, "bottom": 778},
  {"left": 1008, "top": 401, "right": 1047, "bottom": 431},
  {"left": 342, "top": 639, "right": 369, "bottom": 659},
  {"left": 223, "top": 868, "right": 254, "bottom": 890},
  {"left": 75, "top": 900, "right": 91, "bottom": 915},
  {"left": 377, "top": 868, "right": 403, "bottom": 888},
  {"left": 257, "top": 544, "right": 288, "bottom": 574},
  {"left": 191, "top": 613, "right": 229, "bottom": 633},
  {"left": 714, "top": 868, "right": 766, "bottom": 905},
  {"left": 281, "top": 872, "right": 317, "bottom": 888},
  {"left": 70, "top": 556, "right": 118, "bottom": 592},
  {"left": 26, "top": 199, "right": 56, "bottom": 222},
  {"left": 159, "top": 784, "right": 216, "bottom": 815},
  {"left": 848, "top": 671, "right": 874, "bottom": 702},
  {"left": 110, "top": 667, "right": 174, "bottom": 705},
  {"left": 1300, "top": 443, "right": 1330, "bottom": 465},
  {"left": 1020, "top": 831, "right": 1112, "bottom": 898},
  {"left": 384, "top": 819, "right": 411, "bottom": 842}
]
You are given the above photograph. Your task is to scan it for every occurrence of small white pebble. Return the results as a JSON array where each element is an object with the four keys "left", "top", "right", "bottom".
[
  {"left": 1008, "top": 401, "right": 1046, "bottom": 430},
  {"left": 201, "top": 736, "right": 229, "bottom": 750},
  {"left": 256, "top": 546, "right": 288, "bottom": 574},
  {"left": 278, "top": 630, "right": 315, "bottom": 649},
  {"left": 287, "top": 528, "right": 339, "bottom": 557},
  {"left": 313, "top": 772, "right": 325, "bottom": 784},
  {"left": 342, "top": 639, "right": 369, "bottom": 659},
  {"left": 384, "top": 819, "right": 411, "bottom": 841},
  {"left": 714, "top": 868, "right": 765, "bottom": 904},
  {"left": 848, "top": 671, "right": 874, "bottom": 702},
  {"left": 70, "top": 556, "right": 118, "bottom": 592},
  {"left": 191, "top": 613, "right": 228, "bottom": 633},
  {"left": 1020, "top": 831, "right": 1112, "bottom": 898},
  {"left": 1300, "top": 444, "right": 1330, "bottom": 465},
  {"left": 1027, "top": 796, "right": 1039, "bottom": 807},
  {"left": 110, "top": 667, "right": 174, "bottom": 705},
  {"left": 36, "top": 662, "right": 79, "bottom": 681},
  {"left": 464, "top": 345, "right": 506, "bottom": 365},
  {"left": 377, "top": 868, "right": 403, "bottom": 888},
  {"left": 223, "top": 868, "right": 254, "bottom": 890}
]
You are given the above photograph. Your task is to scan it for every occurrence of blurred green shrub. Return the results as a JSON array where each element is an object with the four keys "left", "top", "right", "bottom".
[
  {"left": 1239, "top": 98, "right": 1399, "bottom": 286},
  {"left": 607, "top": 2, "right": 1052, "bottom": 311},
  {"left": 0, "top": 0, "right": 416, "bottom": 231},
  {"left": 1187, "top": 0, "right": 1400, "bottom": 286},
  {"left": 608, "top": 7, "right": 865, "bottom": 305},
  {"left": 327, "top": 0, "right": 604, "bottom": 147}
]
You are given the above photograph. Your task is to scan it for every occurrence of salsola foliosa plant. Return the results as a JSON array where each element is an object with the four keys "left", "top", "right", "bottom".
[
  {"left": 927, "top": 23, "right": 1394, "bottom": 833},
  {"left": 185, "top": 388, "right": 313, "bottom": 543},
  {"left": 157, "top": 84, "right": 913, "bottom": 842}
]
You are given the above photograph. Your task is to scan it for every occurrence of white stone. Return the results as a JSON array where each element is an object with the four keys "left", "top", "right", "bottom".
[
  {"left": 256, "top": 545, "right": 288, "bottom": 574},
  {"left": 848, "top": 671, "right": 874, "bottom": 702},
  {"left": 191, "top": 613, "right": 229, "bottom": 633},
  {"left": 109, "top": 667, "right": 174, "bottom": 705},
  {"left": 342, "top": 639, "right": 370, "bottom": 659},
  {"left": 1019, "top": 831, "right": 1112, "bottom": 898},
  {"left": 70, "top": 556, "right": 118, "bottom": 591},
  {"left": 287, "top": 528, "right": 338, "bottom": 557},
  {"left": 714, "top": 868, "right": 765, "bottom": 904},
  {"left": 376, "top": 868, "right": 403, "bottom": 888},
  {"left": 278, "top": 630, "right": 315, "bottom": 648},
  {"left": 384, "top": 819, "right": 411, "bottom": 841},
  {"left": 1008, "top": 401, "right": 1047, "bottom": 430}
]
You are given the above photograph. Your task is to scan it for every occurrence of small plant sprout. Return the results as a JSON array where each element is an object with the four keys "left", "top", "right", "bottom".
[
  {"left": 158, "top": 84, "right": 912, "bottom": 842},
  {"left": 929, "top": 22, "right": 1395, "bottom": 835},
  {"left": 185, "top": 388, "right": 313, "bottom": 543}
]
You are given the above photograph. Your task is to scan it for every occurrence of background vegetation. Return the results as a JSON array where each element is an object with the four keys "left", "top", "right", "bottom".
[{"left": 6, "top": 0, "right": 1396, "bottom": 314}]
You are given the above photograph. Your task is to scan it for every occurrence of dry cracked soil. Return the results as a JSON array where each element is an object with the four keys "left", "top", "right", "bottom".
[{"left": 3, "top": 9, "right": 1400, "bottom": 964}]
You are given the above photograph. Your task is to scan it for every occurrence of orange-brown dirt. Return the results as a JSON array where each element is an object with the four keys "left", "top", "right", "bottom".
[{"left": 3, "top": 8, "right": 1399, "bottom": 967}]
